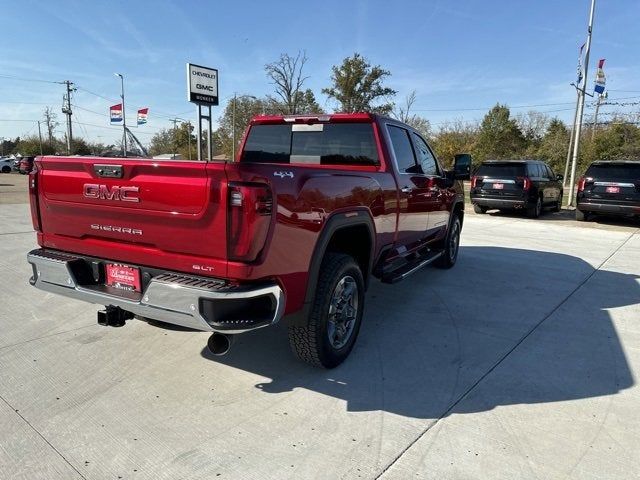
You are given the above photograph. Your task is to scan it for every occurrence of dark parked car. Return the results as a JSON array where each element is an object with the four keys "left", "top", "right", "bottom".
[
  {"left": 18, "top": 156, "right": 35, "bottom": 174},
  {"left": 470, "top": 160, "right": 563, "bottom": 218},
  {"left": 576, "top": 161, "right": 640, "bottom": 222}
]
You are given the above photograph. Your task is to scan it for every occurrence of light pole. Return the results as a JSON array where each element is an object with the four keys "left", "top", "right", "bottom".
[
  {"left": 232, "top": 93, "right": 257, "bottom": 161},
  {"left": 568, "top": 0, "right": 596, "bottom": 207},
  {"left": 114, "top": 73, "right": 127, "bottom": 157}
]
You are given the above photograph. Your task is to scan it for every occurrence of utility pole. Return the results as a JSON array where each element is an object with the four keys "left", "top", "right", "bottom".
[
  {"left": 170, "top": 118, "right": 179, "bottom": 159},
  {"left": 115, "top": 73, "right": 127, "bottom": 157},
  {"left": 568, "top": 0, "right": 596, "bottom": 208},
  {"left": 563, "top": 90, "right": 580, "bottom": 187},
  {"left": 591, "top": 91, "right": 607, "bottom": 139},
  {"left": 37, "top": 121, "right": 43, "bottom": 155},
  {"left": 61, "top": 80, "right": 75, "bottom": 154}
]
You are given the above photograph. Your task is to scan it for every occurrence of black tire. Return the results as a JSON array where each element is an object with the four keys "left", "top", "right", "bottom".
[
  {"left": 1, "top": 166, "right": 10, "bottom": 173},
  {"left": 527, "top": 197, "right": 542, "bottom": 218},
  {"left": 435, "top": 215, "right": 461, "bottom": 269},
  {"left": 473, "top": 204, "right": 487, "bottom": 214},
  {"left": 553, "top": 194, "right": 562, "bottom": 212},
  {"left": 288, "top": 253, "right": 365, "bottom": 368},
  {"left": 576, "top": 209, "right": 588, "bottom": 222}
]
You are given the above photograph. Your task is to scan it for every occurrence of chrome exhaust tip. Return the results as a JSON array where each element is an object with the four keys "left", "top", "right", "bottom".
[{"left": 207, "top": 332, "right": 234, "bottom": 356}]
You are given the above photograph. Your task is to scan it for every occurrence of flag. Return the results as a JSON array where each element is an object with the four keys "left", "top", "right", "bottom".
[
  {"left": 110, "top": 104, "right": 123, "bottom": 124},
  {"left": 576, "top": 43, "right": 585, "bottom": 85},
  {"left": 594, "top": 59, "right": 606, "bottom": 94},
  {"left": 137, "top": 108, "right": 149, "bottom": 125}
]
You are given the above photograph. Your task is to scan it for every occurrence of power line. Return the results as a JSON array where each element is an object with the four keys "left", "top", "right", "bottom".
[{"left": 0, "top": 74, "right": 64, "bottom": 85}]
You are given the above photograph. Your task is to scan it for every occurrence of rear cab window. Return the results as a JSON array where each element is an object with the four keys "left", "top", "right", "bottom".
[{"left": 241, "top": 123, "right": 379, "bottom": 165}]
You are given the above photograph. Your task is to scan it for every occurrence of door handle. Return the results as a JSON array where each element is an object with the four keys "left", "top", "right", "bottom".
[{"left": 401, "top": 186, "right": 413, "bottom": 194}]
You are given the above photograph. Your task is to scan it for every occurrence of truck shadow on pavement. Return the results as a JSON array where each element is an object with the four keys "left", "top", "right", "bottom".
[{"left": 201, "top": 246, "right": 636, "bottom": 420}]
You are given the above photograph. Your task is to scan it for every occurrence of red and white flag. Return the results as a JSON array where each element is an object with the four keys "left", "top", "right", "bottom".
[
  {"left": 137, "top": 108, "right": 148, "bottom": 125},
  {"left": 110, "top": 104, "right": 123, "bottom": 124}
]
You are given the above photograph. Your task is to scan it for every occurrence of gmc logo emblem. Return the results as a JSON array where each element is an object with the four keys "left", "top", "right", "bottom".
[{"left": 83, "top": 184, "right": 140, "bottom": 203}]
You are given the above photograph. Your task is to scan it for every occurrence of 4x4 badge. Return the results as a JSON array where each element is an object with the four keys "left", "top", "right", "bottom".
[{"left": 274, "top": 171, "right": 294, "bottom": 179}]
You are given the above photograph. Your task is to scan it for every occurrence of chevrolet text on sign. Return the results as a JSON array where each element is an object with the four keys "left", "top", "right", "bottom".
[{"left": 186, "top": 63, "right": 219, "bottom": 105}]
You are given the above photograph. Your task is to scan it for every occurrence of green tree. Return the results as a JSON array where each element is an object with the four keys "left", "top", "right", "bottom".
[
  {"left": 536, "top": 118, "right": 569, "bottom": 174},
  {"left": 430, "top": 121, "right": 478, "bottom": 168},
  {"left": 581, "top": 120, "right": 640, "bottom": 173},
  {"left": 149, "top": 122, "right": 196, "bottom": 159},
  {"left": 16, "top": 135, "right": 55, "bottom": 155},
  {"left": 215, "top": 96, "right": 267, "bottom": 159},
  {"left": 473, "top": 104, "right": 527, "bottom": 162},
  {"left": 322, "top": 53, "right": 396, "bottom": 114}
]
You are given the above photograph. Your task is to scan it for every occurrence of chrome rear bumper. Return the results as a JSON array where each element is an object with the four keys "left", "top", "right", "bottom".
[{"left": 27, "top": 249, "right": 285, "bottom": 334}]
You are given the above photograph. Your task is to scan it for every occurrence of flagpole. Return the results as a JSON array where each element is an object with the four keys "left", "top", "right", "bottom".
[
  {"left": 115, "top": 73, "right": 127, "bottom": 157},
  {"left": 564, "top": 89, "right": 580, "bottom": 187},
  {"left": 568, "top": 0, "right": 596, "bottom": 208}
]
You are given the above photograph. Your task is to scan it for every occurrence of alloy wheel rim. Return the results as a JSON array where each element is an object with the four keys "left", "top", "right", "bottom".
[
  {"left": 327, "top": 275, "right": 358, "bottom": 349},
  {"left": 449, "top": 221, "right": 460, "bottom": 261}
]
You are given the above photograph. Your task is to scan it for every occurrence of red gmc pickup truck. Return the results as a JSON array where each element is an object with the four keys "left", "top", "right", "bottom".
[{"left": 27, "top": 113, "right": 471, "bottom": 368}]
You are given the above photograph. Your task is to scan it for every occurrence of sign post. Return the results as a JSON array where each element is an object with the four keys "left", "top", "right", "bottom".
[{"left": 186, "top": 63, "right": 218, "bottom": 161}]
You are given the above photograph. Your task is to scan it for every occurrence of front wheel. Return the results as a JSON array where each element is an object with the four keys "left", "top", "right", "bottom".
[
  {"left": 435, "top": 215, "right": 461, "bottom": 269},
  {"left": 576, "top": 209, "right": 589, "bottom": 222},
  {"left": 527, "top": 197, "right": 542, "bottom": 218},
  {"left": 473, "top": 204, "right": 487, "bottom": 214},
  {"left": 288, "top": 253, "right": 365, "bottom": 368},
  {"left": 1, "top": 166, "right": 11, "bottom": 173},
  {"left": 553, "top": 194, "right": 562, "bottom": 212}
]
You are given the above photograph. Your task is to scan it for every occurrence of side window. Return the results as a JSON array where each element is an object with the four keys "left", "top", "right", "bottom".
[
  {"left": 387, "top": 125, "right": 417, "bottom": 173},
  {"left": 411, "top": 133, "right": 438, "bottom": 176},
  {"left": 545, "top": 165, "right": 555, "bottom": 179},
  {"left": 527, "top": 164, "right": 540, "bottom": 178}
]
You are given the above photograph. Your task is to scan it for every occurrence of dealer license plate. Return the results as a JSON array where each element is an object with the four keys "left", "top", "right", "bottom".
[
  {"left": 105, "top": 263, "right": 141, "bottom": 292},
  {"left": 605, "top": 186, "right": 620, "bottom": 194},
  {"left": 493, "top": 183, "right": 504, "bottom": 190}
]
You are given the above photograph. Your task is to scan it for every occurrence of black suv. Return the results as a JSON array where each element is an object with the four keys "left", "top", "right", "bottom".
[
  {"left": 576, "top": 161, "right": 640, "bottom": 221},
  {"left": 470, "top": 160, "right": 563, "bottom": 218}
]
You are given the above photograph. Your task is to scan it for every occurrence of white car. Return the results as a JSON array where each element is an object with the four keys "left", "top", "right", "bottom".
[{"left": 0, "top": 157, "right": 14, "bottom": 173}]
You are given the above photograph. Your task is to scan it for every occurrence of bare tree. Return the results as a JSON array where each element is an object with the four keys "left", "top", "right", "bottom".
[
  {"left": 393, "top": 90, "right": 431, "bottom": 139},
  {"left": 265, "top": 51, "right": 310, "bottom": 114},
  {"left": 43, "top": 107, "right": 59, "bottom": 147}
]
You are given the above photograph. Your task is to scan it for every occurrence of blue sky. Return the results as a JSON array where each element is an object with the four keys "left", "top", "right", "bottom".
[{"left": 1, "top": 0, "right": 639, "bottom": 146}]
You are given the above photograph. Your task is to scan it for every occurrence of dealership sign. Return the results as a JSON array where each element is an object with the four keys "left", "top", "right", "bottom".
[{"left": 186, "top": 63, "right": 219, "bottom": 105}]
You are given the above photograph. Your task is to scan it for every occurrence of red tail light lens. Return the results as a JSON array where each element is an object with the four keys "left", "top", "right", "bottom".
[
  {"left": 227, "top": 183, "right": 273, "bottom": 262},
  {"left": 516, "top": 176, "right": 531, "bottom": 191},
  {"left": 470, "top": 176, "right": 478, "bottom": 189},
  {"left": 29, "top": 163, "right": 41, "bottom": 231},
  {"left": 577, "top": 176, "right": 586, "bottom": 192}
]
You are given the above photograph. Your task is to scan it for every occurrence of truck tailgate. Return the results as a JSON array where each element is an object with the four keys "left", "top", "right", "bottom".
[{"left": 36, "top": 157, "right": 229, "bottom": 277}]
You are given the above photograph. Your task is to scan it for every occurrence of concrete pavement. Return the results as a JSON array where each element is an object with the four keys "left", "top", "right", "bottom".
[{"left": 0, "top": 203, "right": 638, "bottom": 479}]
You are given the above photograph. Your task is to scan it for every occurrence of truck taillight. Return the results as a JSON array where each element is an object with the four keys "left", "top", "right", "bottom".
[
  {"left": 227, "top": 184, "right": 273, "bottom": 262},
  {"left": 29, "top": 165, "right": 41, "bottom": 231}
]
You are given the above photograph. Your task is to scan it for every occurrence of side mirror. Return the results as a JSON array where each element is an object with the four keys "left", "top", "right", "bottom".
[
  {"left": 556, "top": 174, "right": 564, "bottom": 181},
  {"left": 453, "top": 153, "right": 472, "bottom": 180}
]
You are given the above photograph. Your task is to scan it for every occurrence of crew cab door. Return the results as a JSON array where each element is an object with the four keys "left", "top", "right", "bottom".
[
  {"left": 386, "top": 124, "right": 437, "bottom": 250},
  {"left": 410, "top": 132, "right": 450, "bottom": 234}
]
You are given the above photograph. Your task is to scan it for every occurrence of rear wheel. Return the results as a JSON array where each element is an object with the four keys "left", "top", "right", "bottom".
[
  {"left": 288, "top": 253, "right": 364, "bottom": 368},
  {"left": 1, "top": 166, "right": 10, "bottom": 173},
  {"left": 553, "top": 194, "right": 563, "bottom": 212},
  {"left": 473, "top": 204, "right": 487, "bottom": 214},
  {"left": 435, "top": 215, "right": 461, "bottom": 269},
  {"left": 527, "top": 197, "right": 542, "bottom": 218},
  {"left": 576, "top": 209, "right": 589, "bottom": 222}
]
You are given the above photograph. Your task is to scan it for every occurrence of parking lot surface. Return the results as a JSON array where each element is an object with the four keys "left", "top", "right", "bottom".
[{"left": 1, "top": 202, "right": 639, "bottom": 479}]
